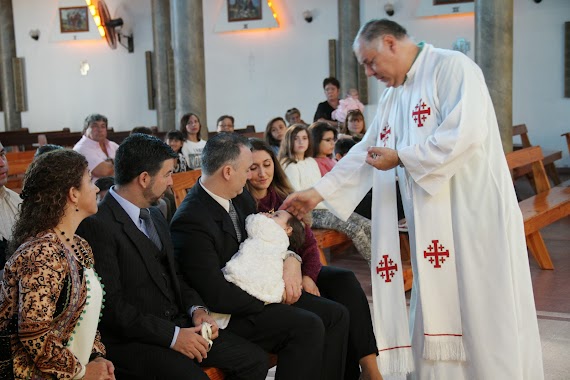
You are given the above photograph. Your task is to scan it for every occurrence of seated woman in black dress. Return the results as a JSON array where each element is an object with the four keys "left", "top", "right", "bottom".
[
  {"left": 313, "top": 77, "right": 341, "bottom": 129},
  {"left": 246, "top": 139, "right": 383, "bottom": 380}
]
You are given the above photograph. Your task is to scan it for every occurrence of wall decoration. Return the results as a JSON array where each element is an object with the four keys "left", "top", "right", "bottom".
[
  {"left": 215, "top": 0, "right": 278, "bottom": 33},
  {"left": 416, "top": 0, "right": 473, "bottom": 16},
  {"left": 59, "top": 6, "right": 89, "bottom": 33},
  {"left": 227, "top": 0, "right": 262, "bottom": 22},
  {"left": 433, "top": 0, "right": 473, "bottom": 5}
]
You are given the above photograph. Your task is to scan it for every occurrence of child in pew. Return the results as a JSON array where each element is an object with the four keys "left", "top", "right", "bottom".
[
  {"left": 165, "top": 130, "right": 189, "bottom": 173},
  {"left": 221, "top": 210, "right": 305, "bottom": 303}
]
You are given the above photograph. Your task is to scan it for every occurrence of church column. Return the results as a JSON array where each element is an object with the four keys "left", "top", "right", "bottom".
[
  {"left": 337, "top": 0, "right": 360, "bottom": 96},
  {"left": 151, "top": 0, "right": 175, "bottom": 131},
  {"left": 0, "top": 0, "right": 22, "bottom": 131},
  {"left": 474, "top": 0, "right": 513, "bottom": 152},
  {"left": 171, "top": 0, "right": 208, "bottom": 138}
]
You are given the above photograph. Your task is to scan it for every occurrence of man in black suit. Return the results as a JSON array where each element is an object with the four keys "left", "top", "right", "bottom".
[
  {"left": 170, "top": 133, "right": 350, "bottom": 380},
  {"left": 78, "top": 134, "right": 268, "bottom": 380}
]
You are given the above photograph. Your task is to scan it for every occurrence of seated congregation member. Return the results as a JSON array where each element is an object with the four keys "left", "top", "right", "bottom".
[
  {"left": 34, "top": 143, "right": 63, "bottom": 157},
  {"left": 339, "top": 109, "right": 367, "bottom": 142},
  {"left": 309, "top": 121, "right": 338, "bottom": 176},
  {"left": 248, "top": 139, "right": 382, "bottom": 380},
  {"left": 166, "top": 130, "right": 189, "bottom": 173},
  {"left": 279, "top": 124, "right": 372, "bottom": 262},
  {"left": 0, "top": 141, "right": 22, "bottom": 278},
  {"left": 0, "top": 149, "right": 114, "bottom": 379},
  {"left": 264, "top": 117, "right": 288, "bottom": 155},
  {"left": 179, "top": 113, "right": 206, "bottom": 169},
  {"left": 284, "top": 107, "right": 307, "bottom": 126},
  {"left": 222, "top": 210, "right": 305, "bottom": 304},
  {"left": 94, "top": 176, "right": 115, "bottom": 203},
  {"left": 216, "top": 114, "right": 235, "bottom": 133},
  {"left": 77, "top": 134, "right": 268, "bottom": 380},
  {"left": 130, "top": 126, "right": 154, "bottom": 135},
  {"left": 334, "top": 138, "right": 357, "bottom": 161},
  {"left": 313, "top": 77, "right": 341, "bottom": 129},
  {"left": 170, "top": 133, "right": 350, "bottom": 380},
  {"left": 73, "top": 113, "right": 119, "bottom": 182}
]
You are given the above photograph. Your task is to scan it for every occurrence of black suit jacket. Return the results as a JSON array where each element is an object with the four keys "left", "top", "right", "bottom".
[
  {"left": 170, "top": 183, "right": 265, "bottom": 316},
  {"left": 77, "top": 193, "right": 204, "bottom": 348}
]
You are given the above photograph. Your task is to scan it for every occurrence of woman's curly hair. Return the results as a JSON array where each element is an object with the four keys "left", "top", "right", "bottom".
[{"left": 9, "top": 149, "right": 88, "bottom": 254}]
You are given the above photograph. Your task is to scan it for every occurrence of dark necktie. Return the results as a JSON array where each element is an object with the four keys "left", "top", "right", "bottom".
[
  {"left": 228, "top": 201, "right": 242, "bottom": 242},
  {"left": 139, "top": 208, "right": 163, "bottom": 250}
]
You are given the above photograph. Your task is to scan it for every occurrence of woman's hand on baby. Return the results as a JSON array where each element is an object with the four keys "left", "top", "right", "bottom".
[{"left": 302, "top": 276, "right": 320, "bottom": 297}]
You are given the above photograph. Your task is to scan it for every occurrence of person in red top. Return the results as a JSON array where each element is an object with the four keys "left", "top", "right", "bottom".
[{"left": 246, "top": 139, "right": 383, "bottom": 380}]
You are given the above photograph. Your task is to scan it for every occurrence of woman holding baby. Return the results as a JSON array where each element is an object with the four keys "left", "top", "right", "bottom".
[{"left": 246, "top": 139, "right": 382, "bottom": 380}]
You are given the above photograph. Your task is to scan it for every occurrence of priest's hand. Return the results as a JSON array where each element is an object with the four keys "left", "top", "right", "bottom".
[
  {"left": 280, "top": 188, "right": 323, "bottom": 219},
  {"left": 366, "top": 147, "right": 399, "bottom": 170}
]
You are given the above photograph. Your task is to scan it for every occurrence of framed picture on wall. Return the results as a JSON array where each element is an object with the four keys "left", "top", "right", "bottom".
[
  {"left": 227, "top": 0, "right": 262, "bottom": 22},
  {"left": 433, "top": 0, "right": 474, "bottom": 4},
  {"left": 59, "top": 6, "right": 89, "bottom": 33}
]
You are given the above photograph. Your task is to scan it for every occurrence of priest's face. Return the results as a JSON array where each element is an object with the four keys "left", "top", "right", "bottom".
[{"left": 356, "top": 35, "right": 404, "bottom": 88}]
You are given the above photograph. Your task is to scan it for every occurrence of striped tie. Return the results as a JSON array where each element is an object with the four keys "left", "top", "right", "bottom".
[
  {"left": 228, "top": 201, "right": 242, "bottom": 242},
  {"left": 139, "top": 208, "right": 163, "bottom": 250}
]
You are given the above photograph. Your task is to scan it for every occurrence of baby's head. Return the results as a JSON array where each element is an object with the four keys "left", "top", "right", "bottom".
[{"left": 263, "top": 210, "right": 305, "bottom": 251}]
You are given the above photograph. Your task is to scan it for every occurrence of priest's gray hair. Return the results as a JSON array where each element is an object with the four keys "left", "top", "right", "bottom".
[{"left": 353, "top": 19, "right": 408, "bottom": 50}]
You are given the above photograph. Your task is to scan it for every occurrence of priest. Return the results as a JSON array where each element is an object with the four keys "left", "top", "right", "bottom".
[{"left": 281, "top": 19, "right": 543, "bottom": 380}]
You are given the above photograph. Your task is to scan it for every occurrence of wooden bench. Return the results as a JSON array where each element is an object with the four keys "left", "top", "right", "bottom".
[
  {"left": 171, "top": 170, "right": 202, "bottom": 207},
  {"left": 202, "top": 354, "right": 277, "bottom": 379},
  {"left": 562, "top": 132, "right": 570, "bottom": 154},
  {"left": 512, "top": 124, "right": 562, "bottom": 186},
  {"left": 506, "top": 146, "right": 570, "bottom": 270},
  {"left": 313, "top": 225, "right": 413, "bottom": 292},
  {"left": 5, "top": 150, "right": 36, "bottom": 192}
]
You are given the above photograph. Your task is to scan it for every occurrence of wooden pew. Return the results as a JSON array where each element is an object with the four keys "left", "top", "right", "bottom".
[
  {"left": 171, "top": 170, "right": 202, "bottom": 207},
  {"left": 506, "top": 146, "right": 570, "bottom": 270},
  {"left": 5, "top": 150, "right": 36, "bottom": 192},
  {"left": 313, "top": 224, "right": 413, "bottom": 292},
  {"left": 562, "top": 132, "right": 570, "bottom": 154},
  {"left": 512, "top": 124, "right": 562, "bottom": 186}
]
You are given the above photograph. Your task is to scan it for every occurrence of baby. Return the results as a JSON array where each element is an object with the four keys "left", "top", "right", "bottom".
[{"left": 222, "top": 210, "right": 305, "bottom": 304}]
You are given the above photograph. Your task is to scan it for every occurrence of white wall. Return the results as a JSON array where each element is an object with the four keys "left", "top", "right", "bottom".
[{"left": 3, "top": 0, "right": 569, "bottom": 166}]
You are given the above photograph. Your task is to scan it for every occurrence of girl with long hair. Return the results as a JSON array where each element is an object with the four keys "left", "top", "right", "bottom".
[
  {"left": 179, "top": 113, "right": 206, "bottom": 169},
  {"left": 264, "top": 117, "right": 288, "bottom": 155}
]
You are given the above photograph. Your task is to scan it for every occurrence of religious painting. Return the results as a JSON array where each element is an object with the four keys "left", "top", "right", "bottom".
[
  {"left": 227, "top": 0, "right": 262, "bottom": 22},
  {"left": 59, "top": 6, "right": 89, "bottom": 33},
  {"left": 433, "top": 0, "right": 473, "bottom": 4}
]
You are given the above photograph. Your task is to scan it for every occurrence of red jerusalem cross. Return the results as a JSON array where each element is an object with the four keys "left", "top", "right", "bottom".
[
  {"left": 380, "top": 124, "right": 391, "bottom": 146},
  {"left": 376, "top": 254, "right": 398, "bottom": 283},
  {"left": 423, "top": 240, "right": 449, "bottom": 269},
  {"left": 412, "top": 99, "right": 431, "bottom": 127}
]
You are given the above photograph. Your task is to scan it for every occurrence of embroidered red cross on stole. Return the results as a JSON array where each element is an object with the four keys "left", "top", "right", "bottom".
[
  {"left": 376, "top": 254, "right": 398, "bottom": 283},
  {"left": 423, "top": 239, "right": 449, "bottom": 268},
  {"left": 380, "top": 123, "right": 391, "bottom": 147},
  {"left": 412, "top": 99, "right": 431, "bottom": 127}
]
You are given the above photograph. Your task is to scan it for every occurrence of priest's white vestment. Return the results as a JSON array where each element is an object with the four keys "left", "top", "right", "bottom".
[{"left": 313, "top": 44, "right": 544, "bottom": 379}]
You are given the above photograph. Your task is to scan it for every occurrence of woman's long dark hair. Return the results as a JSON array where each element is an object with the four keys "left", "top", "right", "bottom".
[
  {"left": 278, "top": 124, "right": 313, "bottom": 169},
  {"left": 179, "top": 112, "right": 203, "bottom": 141},
  {"left": 9, "top": 149, "right": 88, "bottom": 254}
]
